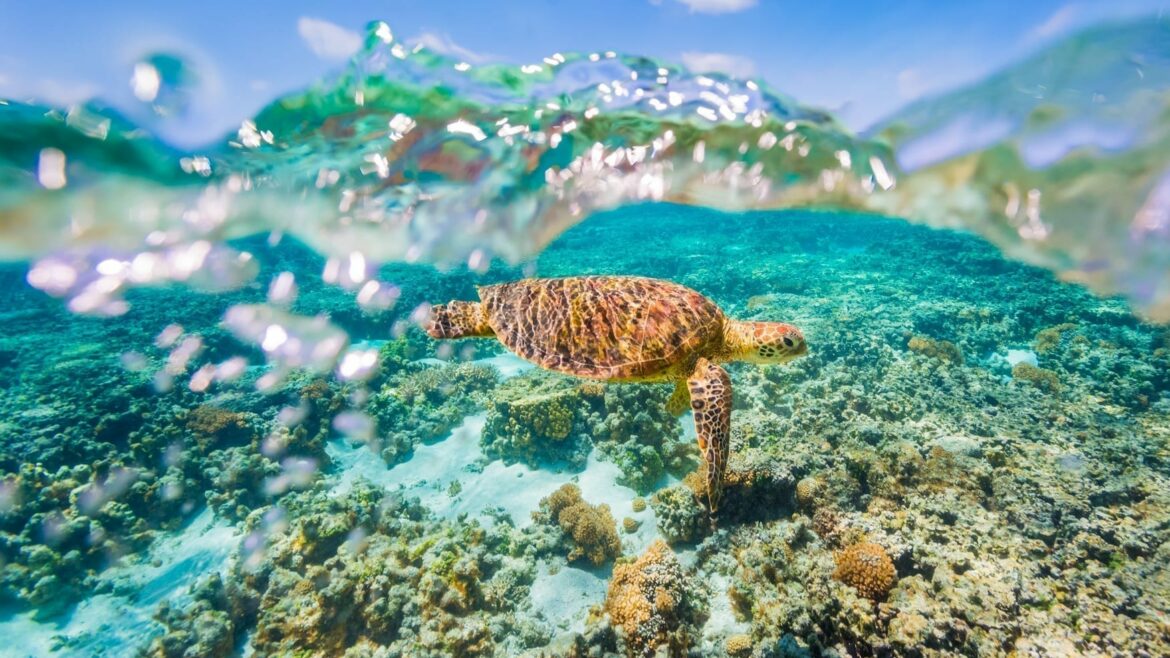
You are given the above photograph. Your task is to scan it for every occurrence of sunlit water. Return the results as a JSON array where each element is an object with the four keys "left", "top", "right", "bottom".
[{"left": 1, "top": 15, "right": 1169, "bottom": 658}]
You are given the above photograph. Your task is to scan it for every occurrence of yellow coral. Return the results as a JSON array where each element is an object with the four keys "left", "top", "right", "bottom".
[
  {"left": 1034, "top": 322, "right": 1077, "bottom": 352},
  {"left": 577, "top": 381, "right": 607, "bottom": 398},
  {"left": 833, "top": 541, "right": 897, "bottom": 601},
  {"left": 725, "top": 634, "right": 752, "bottom": 656},
  {"left": 511, "top": 393, "right": 574, "bottom": 440},
  {"left": 538, "top": 484, "right": 621, "bottom": 565},
  {"left": 1012, "top": 362, "right": 1061, "bottom": 394},
  {"left": 186, "top": 405, "right": 248, "bottom": 435},
  {"left": 623, "top": 517, "right": 640, "bottom": 533},
  {"left": 606, "top": 540, "right": 689, "bottom": 657},
  {"left": 794, "top": 476, "right": 822, "bottom": 509},
  {"left": 185, "top": 405, "right": 252, "bottom": 449},
  {"left": 631, "top": 497, "right": 647, "bottom": 513},
  {"left": 907, "top": 335, "right": 963, "bottom": 364}
]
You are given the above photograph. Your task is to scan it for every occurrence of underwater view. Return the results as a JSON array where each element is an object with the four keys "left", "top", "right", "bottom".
[{"left": 2, "top": 2, "right": 1170, "bottom": 656}]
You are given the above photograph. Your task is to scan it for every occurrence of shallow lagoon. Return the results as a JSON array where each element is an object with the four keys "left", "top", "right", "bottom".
[{"left": 1, "top": 207, "right": 1167, "bottom": 656}]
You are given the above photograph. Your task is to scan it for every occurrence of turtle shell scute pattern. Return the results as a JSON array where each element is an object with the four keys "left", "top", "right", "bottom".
[{"left": 479, "top": 276, "right": 725, "bottom": 379}]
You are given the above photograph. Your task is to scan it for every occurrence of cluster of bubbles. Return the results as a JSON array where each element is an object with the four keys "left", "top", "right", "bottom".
[{"left": 0, "top": 18, "right": 1167, "bottom": 407}]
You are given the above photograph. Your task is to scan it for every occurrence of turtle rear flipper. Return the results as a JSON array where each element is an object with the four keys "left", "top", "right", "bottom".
[
  {"left": 427, "top": 301, "right": 494, "bottom": 339},
  {"left": 687, "top": 357, "right": 731, "bottom": 516}
]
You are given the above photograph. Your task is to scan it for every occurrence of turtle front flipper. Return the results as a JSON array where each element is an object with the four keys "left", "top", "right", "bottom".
[
  {"left": 686, "top": 357, "right": 731, "bottom": 516},
  {"left": 666, "top": 380, "right": 690, "bottom": 416},
  {"left": 427, "top": 301, "right": 494, "bottom": 339}
]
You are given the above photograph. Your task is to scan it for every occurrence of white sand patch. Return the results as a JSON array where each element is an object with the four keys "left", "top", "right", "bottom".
[
  {"left": 326, "top": 412, "right": 679, "bottom": 556},
  {"left": 529, "top": 562, "right": 608, "bottom": 634},
  {"left": 0, "top": 509, "right": 240, "bottom": 657},
  {"left": 474, "top": 353, "right": 534, "bottom": 379},
  {"left": 700, "top": 572, "right": 750, "bottom": 641},
  {"left": 415, "top": 352, "right": 534, "bottom": 380},
  {"left": 323, "top": 401, "right": 696, "bottom": 640},
  {"left": 1005, "top": 349, "right": 1038, "bottom": 367}
]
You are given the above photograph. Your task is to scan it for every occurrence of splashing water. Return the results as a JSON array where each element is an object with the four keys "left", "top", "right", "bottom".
[{"left": 1, "top": 17, "right": 1169, "bottom": 342}]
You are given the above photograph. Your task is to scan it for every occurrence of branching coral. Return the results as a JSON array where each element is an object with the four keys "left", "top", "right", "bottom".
[
  {"left": 588, "top": 384, "right": 692, "bottom": 494},
  {"left": 148, "top": 483, "right": 551, "bottom": 657},
  {"left": 907, "top": 335, "right": 963, "bottom": 364},
  {"left": 535, "top": 484, "right": 621, "bottom": 566},
  {"left": 605, "top": 539, "right": 704, "bottom": 657},
  {"left": 1012, "top": 362, "right": 1061, "bottom": 394},
  {"left": 367, "top": 361, "right": 498, "bottom": 465},
  {"left": 1034, "top": 322, "right": 1078, "bottom": 352},
  {"left": 185, "top": 405, "right": 254, "bottom": 449}
]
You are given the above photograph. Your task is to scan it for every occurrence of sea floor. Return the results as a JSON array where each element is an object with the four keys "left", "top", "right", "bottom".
[{"left": 1, "top": 206, "right": 1169, "bottom": 657}]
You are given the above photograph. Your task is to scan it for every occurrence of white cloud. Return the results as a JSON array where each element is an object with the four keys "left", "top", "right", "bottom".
[
  {"left": 896, "top": 68, "right": 928, "bottom": 101},
  {"left": 1028, "top": 4, "right": 1079, "bottom": 41},
  {"left": 673, "top": 0, "right": 758, "bottom": 14},
  {"left": 409, "top": 32, "right": 492, "bottom": 64},
  {"left": 680, "top": 51, "right": 756, "bottom": 78},
  {"left": 297, "top": 17, "right": 362, "bottom": 62},
  {"left": 12, "top": 77, "right": 103, "bottom": 106}
]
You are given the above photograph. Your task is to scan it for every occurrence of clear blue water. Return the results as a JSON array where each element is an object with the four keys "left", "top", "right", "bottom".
[{"left": 0, "top": 16, "right": 1169, "bottom": 658}]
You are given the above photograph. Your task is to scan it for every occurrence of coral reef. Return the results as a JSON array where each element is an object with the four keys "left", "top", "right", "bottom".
[
  {"left": 147, "top": 483, "right": 557, "bottom": 657},
  {"left": 832, "top": 541, "right": 897, "bottom": 601},
  {"left": 588, "top": 384, "right": 693, "bottom": 494},
  {"left": 366, "top": 357, "right": 498, "bottom": 465},
  {"left": 907, "top": 335, "right": 963, "bottom": 364},
  {"left": 1012, "top": 361, "right": 1062, "bottom": 393},
  {"left": 724, "top": 634, "right": 752, "bottom": 656},
  {"left": 481, "top": 370, "right": 693, "bottom": 492},
  {"left": 1034, "top": 322, "right": 1078, "bottom": 352},
  {"left": 649, "top": 483, "right": 707, "bottom": 545},
  {"left": 5, "top": 207, "right": 1170, "bottom": 657},
  {"left": 604, "top": 539, "right": 706, "bottom": 657},
  {"left": 481, "top": 371, "right": 594, "bottom": 468},
  {"left": 535, "top": 484, "right": 621, "bottom": 566}
]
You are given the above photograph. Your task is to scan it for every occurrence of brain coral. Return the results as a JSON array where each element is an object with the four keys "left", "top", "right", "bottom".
[{"left": 832, "top": 541, "right": 897, "bottom": 601}]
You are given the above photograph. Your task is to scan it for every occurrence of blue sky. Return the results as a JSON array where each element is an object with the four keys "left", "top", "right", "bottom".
[{"left": 1, "top": 0, "right": 1166, "bottom": 146}]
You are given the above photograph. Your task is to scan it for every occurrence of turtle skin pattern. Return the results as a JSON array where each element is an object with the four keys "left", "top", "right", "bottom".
[
  {"left": 478, "top": 276, "right": 725, "bottom": 380},
  {"left": 688, "top": 357, "right": 731, "bottom": 511}
]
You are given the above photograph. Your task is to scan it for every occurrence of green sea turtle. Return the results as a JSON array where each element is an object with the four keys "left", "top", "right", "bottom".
[{"left": 427, "top": 276, "right": 807, "bottom": 514}]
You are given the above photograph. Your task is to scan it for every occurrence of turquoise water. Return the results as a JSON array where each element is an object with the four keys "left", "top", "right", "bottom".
[{"left": 1, "top": 16, "right": 1169, "bottom": 658}]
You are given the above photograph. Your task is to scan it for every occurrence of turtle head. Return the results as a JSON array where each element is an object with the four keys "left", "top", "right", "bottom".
[{"left": 725, "top": 321, "right": 807, "bottom": 364}]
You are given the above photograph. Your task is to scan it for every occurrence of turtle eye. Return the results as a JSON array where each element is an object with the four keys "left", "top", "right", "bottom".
[{"left": 782, "top": 336, "right": 794, "bottom": 348}]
